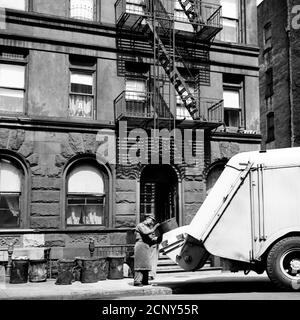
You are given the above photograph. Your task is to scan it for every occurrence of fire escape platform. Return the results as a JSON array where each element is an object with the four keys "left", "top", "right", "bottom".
[{"left": 115, "top": 0, "right": 222, "bottom": 42}]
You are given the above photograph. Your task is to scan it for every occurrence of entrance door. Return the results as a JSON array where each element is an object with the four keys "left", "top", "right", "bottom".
[{"left": 140, "top": 165, "right": 178, "bottom": 223}]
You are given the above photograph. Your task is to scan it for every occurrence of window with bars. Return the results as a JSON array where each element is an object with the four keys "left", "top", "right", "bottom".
[
  {"left": 0, "top": 159, "right": 22, "bottom": 228},
  {"left": 140, "top": 183, "right": 156, "bottom": 217},
  {"left": 66, "top": 164, "right": 107, "bottom": 226},
  {"left": 218, "top": 0, "right": 239, "bottom": 43},
  {"left": 69, "top": 56, "right": 96, "bottom": 119},
  {"left": 70, "top": 0, "right": 95, "bottom": 21}
]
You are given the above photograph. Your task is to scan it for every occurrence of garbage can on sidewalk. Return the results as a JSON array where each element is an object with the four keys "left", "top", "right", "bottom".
[
  {"left": 29, "top": 259, "right": 48, "bottom": 282},
  {"left": 10, "top": 258, "right": 29, "bottom": 284},
  {"left": 107, "top": 256, "right": 125, "bottom": 280},
  {"left": 77, "top": 257, "right": 108, "bottom": 283},
  {"left": 55, "top": 259, "right": 75, "bottom": 285}
]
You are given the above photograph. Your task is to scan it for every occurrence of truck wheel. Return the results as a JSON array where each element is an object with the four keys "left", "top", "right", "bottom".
[{"left": 266, "top": 237, "right": 300, "bottom": 291}]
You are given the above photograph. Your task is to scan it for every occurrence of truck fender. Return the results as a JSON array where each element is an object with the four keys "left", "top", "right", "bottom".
[{"left": 256, "top": 227, "right": 300, "bottom": 259}]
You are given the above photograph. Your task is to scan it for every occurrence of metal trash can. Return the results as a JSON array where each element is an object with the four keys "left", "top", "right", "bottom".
[
  {"left": 158, "top": 218, "right": 178, "bottom": 234},
  {"left": 107, "top": 256, "right": 125, "bottom": 280},
  {"left": 29, "top": 259, "right": 47, "bottom": 282},
  {"left": 126, "top": 255, "right": 134, "bottom": 278},
  {"left": 55, "top": 259, "right": 75, "bottom": 285},
  {"left": 10, "top": 259, "right": 29, "bottom": 284},
  {"left": 79, "top": 257, "right": 108, "bottom": 283}
]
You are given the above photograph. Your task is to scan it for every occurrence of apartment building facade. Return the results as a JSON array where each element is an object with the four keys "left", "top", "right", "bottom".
[
  {"left": 258, "top": 0, "right": 300, "bottom": 150},
  {"left": 0, "top": 0, "right": 260, "bottom": 261}
]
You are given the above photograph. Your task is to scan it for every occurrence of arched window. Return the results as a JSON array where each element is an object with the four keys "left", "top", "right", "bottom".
[
  {"left": 66, "top": 163, "right": 107, "bottom": 226},
  {"left": 0, "top": 158, "right": 23, "bottom": 228}
]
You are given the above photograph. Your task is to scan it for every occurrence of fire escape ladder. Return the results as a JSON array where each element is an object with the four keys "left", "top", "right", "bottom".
[
  {"left": 178, "top": 0, "right": 202, "bottom": 33},
  {"left": 144, "top": 14, "right": 199, "bottom": 120}
]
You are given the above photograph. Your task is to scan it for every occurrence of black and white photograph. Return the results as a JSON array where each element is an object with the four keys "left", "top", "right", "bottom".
[{"left": 0, "top": 0, "right": 299, "bottom": 317}]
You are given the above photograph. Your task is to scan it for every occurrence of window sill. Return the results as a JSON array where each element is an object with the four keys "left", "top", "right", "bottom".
[
  {"left": 0, "top": 229, "right": 36, "bottom": 234},
  {"left": 0, "top": 115, "right": 115, "bottom": 131}
]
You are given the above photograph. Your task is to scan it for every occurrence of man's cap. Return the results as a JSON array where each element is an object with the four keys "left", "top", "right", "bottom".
[{"left": 145, "top": 214, "right": 156, "bottom": 221}]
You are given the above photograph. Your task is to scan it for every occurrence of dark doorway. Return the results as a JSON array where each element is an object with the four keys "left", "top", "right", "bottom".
[{"left": 140, "top": 165, "right": 179, "bottom": 224}]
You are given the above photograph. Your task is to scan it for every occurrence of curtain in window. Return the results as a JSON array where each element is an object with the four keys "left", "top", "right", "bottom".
[
  {"left": 0, "top": 0, "right": 25, "bottom": 10},
  {"left": 125, "top": 80, "right": 146, "bottom": 101},
  {"left": 70, "top": 0, "right": 94, "bottom": 20},
  {"left": 68, "top": 165, "right": 104, "bottom": 194},
  {"left": 67, "top": 165, "right": 106, "bottom": 226},
  {"left": 223, "top": 90, "right": 240, "bottom": 110},
  {"left": 0, "top": 161, "right": 21, "bottom": 228},
  {"left": 126, "top": 0, "right": 145, "bottom": 15},
  {"left": 5, "top": 195, "right": 20, "bottom": 217},
  {"left": 0, "top": 161, "right": 21, "bottom": 192},
  {"left": 69, "top": 72, "right": 93, "bottom": 118}
]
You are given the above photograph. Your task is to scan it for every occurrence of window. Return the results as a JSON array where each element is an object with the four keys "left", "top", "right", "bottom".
[
  {"left": 265, "top": 68, "right": 273, "bottom": 98},
  {"left": 266, "top": 111, "right": 275, "bottom": 143},
  {"left": 219, "top": 0, "right": 239, "bottom": 43},
  {"left": 66, "top": 164, "right": 107, "bottom": 226},
  {"left": 125, "top": 79, "right": 146, "bottom": 101},
  {"left": 223, "top": 75, "right": 244, "bottom": 128},
  {"left": 264, "top": 23, "right": 272, "bottom": 48},
  {"left": 0, "top": 63, "right": 25, "bottom": 114},
  {"left": 223, "top": 89, "right": 241, "bottom": 127},
  {"left": 126, "top": 0, "right": 145, "bottom": 15},
  {"left": 0, "top": 159, "right": 22, "bottom": 228},
  {"left": 69, "top": 56, "right": 96, "bottom": 119},
  {"left": 70, "top": 0, "right": 95, "bottom": 21},
  {"left": 0, "top": 0, "right": 26, "bottom": 10}
]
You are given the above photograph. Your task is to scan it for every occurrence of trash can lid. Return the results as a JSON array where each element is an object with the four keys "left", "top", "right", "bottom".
[
  {"left": 76, "top": 257, "right": 100, "bottom": 261},
  {"left": 29, "top": 259, "right": 47, "bottom": 263},
  {"left": 107, "top": 255, "right": 125, "bottom": 259},
  {"left": 58, "top": 259, "right": 75, "bottom": 263},
  {"left": 13, "top": 257, "right": 28, "bottom": 261}
]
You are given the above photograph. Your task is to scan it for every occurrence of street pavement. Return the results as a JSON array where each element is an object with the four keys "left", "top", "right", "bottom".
[{"left": 0, "top": 270, "right": 275, "bottom": 300}]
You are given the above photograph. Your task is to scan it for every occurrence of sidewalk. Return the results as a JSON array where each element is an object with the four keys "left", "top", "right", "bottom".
[{"left": 0, "top": 270, "right": 269, "bottom": 300}]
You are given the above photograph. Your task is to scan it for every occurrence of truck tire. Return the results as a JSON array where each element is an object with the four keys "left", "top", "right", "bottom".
[{"left": 266, "top": 237, "right": 300, "bottom": 291}]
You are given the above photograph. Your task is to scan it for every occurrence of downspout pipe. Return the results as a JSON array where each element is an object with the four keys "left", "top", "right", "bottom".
[{"left": 286, "top": 0, "right": 295, "bottom": 147}]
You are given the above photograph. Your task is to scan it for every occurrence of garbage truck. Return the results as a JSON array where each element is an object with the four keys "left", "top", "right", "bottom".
[{"left": 160, "top": 147, "right": 300, "bottom": 291}]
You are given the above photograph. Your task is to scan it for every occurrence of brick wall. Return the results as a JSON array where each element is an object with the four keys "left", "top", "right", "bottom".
[{"left": 258, "top": 0, "right": 291, "bottom": 149}]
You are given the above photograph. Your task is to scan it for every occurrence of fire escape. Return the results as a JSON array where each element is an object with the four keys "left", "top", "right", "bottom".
[{"left": 114, "top": 0, "right": 224, "bottom": 129}]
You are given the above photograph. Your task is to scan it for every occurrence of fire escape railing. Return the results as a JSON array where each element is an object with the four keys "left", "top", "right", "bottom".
[
  {"left": 114, "top": 90, "right": 224, "bottom": 123},
  {"left": 114, "top": 0, "right": 224, "bottom": 125}
]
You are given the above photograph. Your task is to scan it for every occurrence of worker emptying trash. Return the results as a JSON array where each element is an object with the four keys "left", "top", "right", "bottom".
[{"left": 133, "top": 214, "right": 160, "bottom": 287}]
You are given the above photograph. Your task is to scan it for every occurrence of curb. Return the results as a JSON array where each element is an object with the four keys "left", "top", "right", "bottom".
[{"left": 0, "top": 279, "right": 174, "bottom": 300}]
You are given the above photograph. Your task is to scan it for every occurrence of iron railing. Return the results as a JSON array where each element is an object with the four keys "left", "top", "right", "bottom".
[
  {"left": 114, "top": 90, "right": 224, "bottom": 123},
  {"left": 115, "top": 0, "right": 222, "bottom": 32}
]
